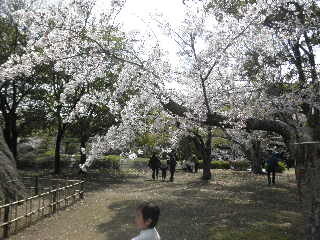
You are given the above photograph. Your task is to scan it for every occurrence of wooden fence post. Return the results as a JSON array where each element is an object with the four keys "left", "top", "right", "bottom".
[
  {"left": 34, "top": 176, "right": 39, "bottom": 196},
  {"left": 80, "top": 182, "right": 84, "bottom": 200},
  {"left": 52, "top": 190, "right": 57, "bottom": 214},
  {"left": 3, "top": 198, "right": 10, "bottom": 238}
]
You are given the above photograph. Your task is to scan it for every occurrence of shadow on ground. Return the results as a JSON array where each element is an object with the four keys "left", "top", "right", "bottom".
[{"left": 96, "top": 171, "right": 305, "bottom": 240}]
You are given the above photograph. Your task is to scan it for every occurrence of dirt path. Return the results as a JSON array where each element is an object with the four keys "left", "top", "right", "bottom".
[{"left": 10, "top": 170, "right": 304, "bottom": 240}]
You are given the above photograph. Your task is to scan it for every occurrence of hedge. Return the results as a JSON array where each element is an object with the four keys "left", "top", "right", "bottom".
[
  {"left": 18, "top": 154, "right": 121, "bottom": 170},
  {"left": 231, "top": 160, "right": 250, "bottom": 171},
  {"left": 131, "top": 157, "right": 149, "bottom": 168},
  {"left": 198, "top": 160, "right": 231, "bottom": 169}
]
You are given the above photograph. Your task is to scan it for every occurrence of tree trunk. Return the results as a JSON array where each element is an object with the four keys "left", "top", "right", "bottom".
[
  {"left": 202, "top": 127, "right": 212, "bottom": 180},
  {"left": 11, "top": 113, "right": 18, "bottom": 164},
  {"left": 202, "top": 153, "right": 211, "bottom": 180},
  {"left": 80, "top": 138, "right": 86, "bottom": 164},
  {"left": 3, "top": 115, "right": 12, "bottom": 152},
  {"left": 295, "top": 142, "right": 320, "bottom": 240},
  {"left": 250, "top": 139, "right": 263, "bottom": 174},
  {"left": 54, "top": 123, "right": 65, "bottom": 174},
  {"left": 2, "top": 113, "right": 18, "bottom": 163}
]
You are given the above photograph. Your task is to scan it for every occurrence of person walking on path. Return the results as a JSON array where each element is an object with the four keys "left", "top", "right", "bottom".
[
  {"left": 167, "top": 151, "right": 177, "bottom": 182},
  {"left": 160, "top": 161, "right": 168, "bottom": 181},
  {"left": 266, "top": 150, "right": 280, "bottom": 185},
  {"left": 148, "top": 154, "right": 161, "bottom": 180},
  {"left": 193, "top": 154, "right": 199, "bottom": 173}
]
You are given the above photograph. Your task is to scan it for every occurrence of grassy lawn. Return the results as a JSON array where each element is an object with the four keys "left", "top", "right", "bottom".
[{"left": 10, "top": 169, "right": 304, "bottom": 240}]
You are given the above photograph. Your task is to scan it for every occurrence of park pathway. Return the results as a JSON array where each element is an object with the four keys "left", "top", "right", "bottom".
[{"left": 10, "top": 170, "right": 304, "bottom": 240}]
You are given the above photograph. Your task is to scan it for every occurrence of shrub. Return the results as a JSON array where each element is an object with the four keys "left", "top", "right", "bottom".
[
  {"left": 231, "top": 160, "right": 250, "bottom": 171},
  {"left": 18, "top": 152, "right": 37, "bottom": 168},
  {"left": 276, "top": 161, "right": 287, "bottom": 173},
  {"left": 43, "top": 149, "right": 55, "bottom": 157},
  {"left": 132, "top": 157, "right": 149, "bottom": 168},
  {"left": 65, "top": 143, "right": 79, "bottom": 154},
  {"left": 104, "top": 155, "right": 121, "bottom": 161},
  {"left": 92, "top": 155, "right": 121, "bottom": 169},
  {"left": 198, "top": 160, "right": 230, "bottom": 169},
  {"left": 263, "top": 161, "right": 287, "bottom": 173},
  {"left": 18, "top": 143, "right": 34, "bottom": 154},
  {"left": 19, "top": 152, "right": 72, "bottom": 169},
  {"left": 211, "top": 160, "right": 230, "bottom": 169}
]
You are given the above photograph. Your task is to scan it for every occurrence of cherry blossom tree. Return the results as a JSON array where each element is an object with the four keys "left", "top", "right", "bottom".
[{"left": 0, "top": 0, "right": 130, "bottom": 173}]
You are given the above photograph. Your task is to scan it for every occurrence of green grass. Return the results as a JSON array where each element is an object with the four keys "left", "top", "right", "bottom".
[{"left": 205, "top": 170, "right": 303, "bottom": 240}]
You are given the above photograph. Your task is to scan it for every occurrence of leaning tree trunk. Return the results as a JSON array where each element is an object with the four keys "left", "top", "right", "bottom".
[
  {"left": 0, "top": 129, "right": 25, "bottom": 202},
  {"left": 191, "top": 129, "right": 212, "bottom": 180},
  {"left": 295, "top": 142, "right": 320, "bottom": 240}
]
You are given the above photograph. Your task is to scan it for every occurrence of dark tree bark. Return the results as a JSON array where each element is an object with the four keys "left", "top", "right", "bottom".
[
  {"left": 54, "top": 122, "right": 66, "bottom": 174},
  {"left": 202, "top": 127, "right": 212, "bottom": 180},
  {"left": 295, "top": 142, "right": 320, "bottom": 240},
  {"left": 0, "top": 91, "right": 19, "bottom": 163},
  {"left": 190, "top": 128, "right": 212, "bottom": 180},
  {"left": 248, "top": 139, "right": 263, "bottom": 174},
  {"left": 80, "top": 137, "right": 87, "bottom": 164},
  {"left": 2, "top": 112, "right": 18, "bottom": 162}
]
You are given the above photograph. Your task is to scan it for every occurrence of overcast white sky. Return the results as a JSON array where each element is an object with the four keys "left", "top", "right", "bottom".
[
  {"left": 94, "top": 0, "right": 185, "bottom": 64},
  {"left": 96, "top": 0, "right": 185, "bottom": 31}
]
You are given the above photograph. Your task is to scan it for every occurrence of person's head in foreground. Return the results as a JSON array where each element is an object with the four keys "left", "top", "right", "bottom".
[
  {"left": 132, "top": 202, "right": 161, "bottom": 240},
  {"left": 135, "top": 202, "right": 160, "bottom": 229}
]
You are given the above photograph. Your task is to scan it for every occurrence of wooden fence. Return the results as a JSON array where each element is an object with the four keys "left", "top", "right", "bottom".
[{"left": 0, "top": 178, "right": 84, "bottom": 238}]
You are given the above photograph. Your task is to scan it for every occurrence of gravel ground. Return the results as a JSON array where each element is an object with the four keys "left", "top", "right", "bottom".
[{"left": 9, "top": 169, "right": 304, "bottom": 240}]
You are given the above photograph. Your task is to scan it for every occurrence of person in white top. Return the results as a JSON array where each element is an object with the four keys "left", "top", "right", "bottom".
[{"left": 131, "top": 202, "right": 161, "bottom": 240}]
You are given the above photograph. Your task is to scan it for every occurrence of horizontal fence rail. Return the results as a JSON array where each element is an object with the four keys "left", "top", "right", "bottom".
[{"left": 0, "top": 178, "right": 85, "bottom": 238}]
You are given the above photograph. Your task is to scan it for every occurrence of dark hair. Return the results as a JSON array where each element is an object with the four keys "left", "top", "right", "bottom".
[{"left": 137, "top": 202, "right": 160, "bottom": 228}]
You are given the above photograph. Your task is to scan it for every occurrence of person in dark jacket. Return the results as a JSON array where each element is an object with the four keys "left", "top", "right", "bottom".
[
  {"left": 148, "top": 154, "right": 161, "bottom": 180},
  {"left": 167, "top": 152, "right": 177, "bottom": 182},
  {"left": 266, "top": 151, "right": 280, "bottom": 185}
]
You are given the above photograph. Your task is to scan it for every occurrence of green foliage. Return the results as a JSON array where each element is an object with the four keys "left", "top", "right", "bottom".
[
  {"left": 211, "top": 160, "right": 231, "bottom": 169},
  {"left": 136, "top": 133, "right": 157, "bottom": 148},
  {"left": 103, "top": 154, "right": 121, "bottom": 161},
  {"left": 18, "top": 152, "right": 70, "bottom": 169},
  {"left": 211, "top": 127, "right": 225, "bottom": 137},
  {"left": 0, "top": 17, "right": 27, "bottom": 64},
  {"left": 198, "top": 160, "right": 230, "bottom": 169},
  {"left": 276, "top": 161, "right": 287, "bottom": 173},
  {"left": 94, "top": 155, "right": 121, "bottom": 169},
  {"left": 212, "top": 137, "right": 231, "bottom": 148},
  {"left": 65, "top": 142, "right": 79, "bottom": 154},
  {"left": 264, "top": 161, "right": 287, "bottom": 173},
  {"left": 231, "top": 160, "right": 250, "bottom": 171},
  {"left": 43, "top": 148, "right": 55, "bottom": 157},
  {"left": 206, "top": 0, "right": 257, "bottom": 19}
]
